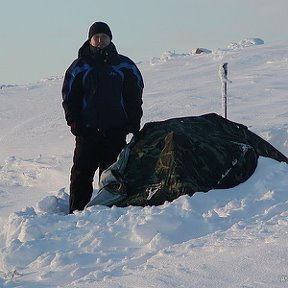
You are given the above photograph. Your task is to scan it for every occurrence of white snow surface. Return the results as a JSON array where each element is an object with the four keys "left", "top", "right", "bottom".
[{"left": 0, "top": 40, "right": 288, "bottom": 288}]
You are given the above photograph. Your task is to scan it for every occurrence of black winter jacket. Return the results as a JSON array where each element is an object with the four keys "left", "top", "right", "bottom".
[{"left": 62, "top": 41, "right": 144, "bottom": 133}]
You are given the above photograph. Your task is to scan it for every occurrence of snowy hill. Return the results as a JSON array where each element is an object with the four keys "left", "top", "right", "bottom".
[{"left": 0, "top": 41, "right": 287, "bottom": 288}]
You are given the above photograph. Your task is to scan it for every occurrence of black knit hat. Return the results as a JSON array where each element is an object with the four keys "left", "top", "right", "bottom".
[{"left": 88, "top": 22, "right": 112, "bottom": 40}]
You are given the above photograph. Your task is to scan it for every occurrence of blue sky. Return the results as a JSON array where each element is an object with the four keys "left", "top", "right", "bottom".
[{"left": 1, "top": 0, "right": 287, "bottom": 84}]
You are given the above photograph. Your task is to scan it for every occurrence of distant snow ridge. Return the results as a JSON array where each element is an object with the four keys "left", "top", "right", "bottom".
[
  {"left": 150, "top": 51, "right": 189, "bottom": 65},
  {"left": 150, "top": 38, "right": 264, "bottom": 66},
  {"left": 228, "top": 38, "right": 264, "bottom": 49},
  {"left": 0, "top": 84, "right": 17, "bottom": 89},
  {"left": 191, "top": 48, "right": 212, "bottom": 55},
  {"left": 40, "top": 75, "right": 63, "bottom": 83}
]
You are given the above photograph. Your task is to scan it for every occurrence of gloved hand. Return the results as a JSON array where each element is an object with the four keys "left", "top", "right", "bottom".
[
  {"left": 126, "top": 123, "right": 140, "bottom": 139},
  {"left": 132, "top": 130, "right": 140, "bottom": 140}
]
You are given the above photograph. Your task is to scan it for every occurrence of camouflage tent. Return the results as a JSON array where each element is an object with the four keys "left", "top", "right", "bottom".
[{"left": 86, "top": 113, "right": 287, "bottom": 208}]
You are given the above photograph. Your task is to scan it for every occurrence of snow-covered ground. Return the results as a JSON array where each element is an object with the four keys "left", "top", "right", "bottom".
[{"left": 0, "top": 39, "right": 287, "bottom": 288}]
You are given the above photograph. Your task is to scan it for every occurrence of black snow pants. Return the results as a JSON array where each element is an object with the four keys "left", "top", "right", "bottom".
[{"left": 69, "top": 129, "right": 126, "bottom": 213}]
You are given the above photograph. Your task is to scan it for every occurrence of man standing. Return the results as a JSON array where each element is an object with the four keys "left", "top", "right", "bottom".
[{"left": 62, "top": 22, "right": 144, "bottom": 213}]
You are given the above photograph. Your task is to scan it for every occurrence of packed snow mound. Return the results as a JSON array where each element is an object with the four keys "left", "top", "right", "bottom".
[
  {"left": 228, "top": 38, "right": 264, "bottom": 49},
  {"left": 36, "top": 189, "right": 69, "bottom": 214}
]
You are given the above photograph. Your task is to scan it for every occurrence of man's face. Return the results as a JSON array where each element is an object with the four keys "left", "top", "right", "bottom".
[{"left": 89, "top": 33, "right": 111, "bottom": 49}]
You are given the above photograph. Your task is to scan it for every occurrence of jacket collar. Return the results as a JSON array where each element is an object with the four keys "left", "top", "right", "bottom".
[{"left": 78, "top": 40, "right": 118, "bottom": 63}]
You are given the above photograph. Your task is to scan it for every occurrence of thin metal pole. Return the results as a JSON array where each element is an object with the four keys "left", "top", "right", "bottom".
[{"left": 219, "top": 63, "right": 232, "bottom": 119}]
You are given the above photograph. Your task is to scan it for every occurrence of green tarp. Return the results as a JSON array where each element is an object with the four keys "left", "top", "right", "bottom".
[{"left": 87, "top": 113, "right": 287, "bottom": 208}]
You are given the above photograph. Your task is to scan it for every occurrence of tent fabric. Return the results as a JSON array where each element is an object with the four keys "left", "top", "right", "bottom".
[{"left": 87, "top": 113, "right": 288, "bottom": 208}]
